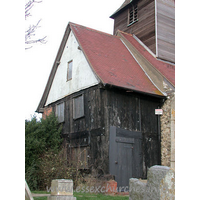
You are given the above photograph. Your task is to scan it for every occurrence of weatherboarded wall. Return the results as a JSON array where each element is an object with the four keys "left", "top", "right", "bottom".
[
  {"left": 43, "top": 85, "right": 163, "bottom": 177},
  {"left": 112, "top": 0, "right": 175, "bottom": 63},
  {"left": 113, "top": 0, "right": 156, "bottom": 54},
  {"left": 104, "top": 88, "right": 162, "bottom": 178},
  {"left": 156, "top": 0, "right": 175, "bottom": 62}
]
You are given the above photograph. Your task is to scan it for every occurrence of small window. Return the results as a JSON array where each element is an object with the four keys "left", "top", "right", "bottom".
[
  {"left": 56, "top": 102, "right": 64, "bottom": 123},
  {"left": 128, "top": 4, "right": 138, "bottom": 25},
  {"left": 67, "top": 60, "right": 73, "bottom": 81},
  {"left": 73, "top": 95, "right": 84, "bottom": 119}
]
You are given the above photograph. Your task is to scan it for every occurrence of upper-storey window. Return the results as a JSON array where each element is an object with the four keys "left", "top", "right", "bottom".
[
  {"left": 128, "top": 4, "right": 138, "bottom": 26},
  {"left": 67, "top": 60, "right": 73, "bottom": 81}
]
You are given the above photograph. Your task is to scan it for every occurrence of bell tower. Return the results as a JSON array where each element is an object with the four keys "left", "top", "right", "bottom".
[{"left": 110, "top": 0, "right": 175, "bottom": 63}]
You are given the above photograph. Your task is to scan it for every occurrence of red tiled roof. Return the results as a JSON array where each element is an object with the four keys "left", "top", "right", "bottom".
[
  {"left": 70, "top": 22, "right": 164, "bottom": 96},
  {"left": 119, "top": 31, "right": 175, "bottom": 86}
]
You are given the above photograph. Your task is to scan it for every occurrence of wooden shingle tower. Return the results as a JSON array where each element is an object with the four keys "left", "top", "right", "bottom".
[{"left": 110, "top": 0, "right": 175, "bottom": 63}]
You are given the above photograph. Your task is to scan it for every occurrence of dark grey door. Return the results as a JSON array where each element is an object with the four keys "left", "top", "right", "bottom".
[
  {"left": 116, "top": 140, "right": 133, "bottom": 188},
  {"left": 109, "top": 126, "right": 143, "bottom": 189}
]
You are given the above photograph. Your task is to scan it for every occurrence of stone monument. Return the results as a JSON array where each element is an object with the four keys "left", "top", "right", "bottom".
[
  {"left": 48, "top": 179, "right": 76, "bottom": 200},
  {"left": 129, "top": 165, "right": 175, "bottom": 200}
]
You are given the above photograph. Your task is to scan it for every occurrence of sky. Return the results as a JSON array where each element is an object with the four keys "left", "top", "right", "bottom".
[{"left": 25, "top": 0, "right": 123, "bottom": 120}]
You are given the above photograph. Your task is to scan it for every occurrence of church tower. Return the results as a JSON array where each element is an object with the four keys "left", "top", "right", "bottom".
[{"left": 110, "top": 0, "right": 175, "bottom": 63}]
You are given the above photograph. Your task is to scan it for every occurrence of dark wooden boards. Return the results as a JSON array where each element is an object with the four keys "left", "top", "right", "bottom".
[{"left": 48, "top": 84, "right": 162, "bottom": 177}]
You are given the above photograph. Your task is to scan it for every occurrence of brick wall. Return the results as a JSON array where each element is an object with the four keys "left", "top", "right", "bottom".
[{"left": 42, "top": 106, "right": 53, "bottom": 119}]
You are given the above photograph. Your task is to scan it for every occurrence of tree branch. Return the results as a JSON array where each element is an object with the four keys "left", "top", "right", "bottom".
[
  {"left": 25, "top": 0, "right": 42, "bottom": 20},
  {"left": 25, "top": 0, "right": 46, "bottom": 49}
]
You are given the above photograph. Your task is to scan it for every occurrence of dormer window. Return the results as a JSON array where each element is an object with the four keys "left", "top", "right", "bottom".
[{"left": 128, "top": 4, "right": 138, "bottom": 26}]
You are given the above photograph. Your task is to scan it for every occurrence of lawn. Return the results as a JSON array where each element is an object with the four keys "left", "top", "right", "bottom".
[
  {"left": 32, "top": 191, "right": 129, "bottom": 200},
  {"left": 33, "top": 197, "right": 47, "bottom": 200}
]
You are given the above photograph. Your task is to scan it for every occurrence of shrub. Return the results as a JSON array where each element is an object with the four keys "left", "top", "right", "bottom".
[
  {"left": 38, "top": 148, "right": 82, "bottom": 190},
  {"left": 25, "top": 112, "right": 63, "bottom": 190},
  {"left": 25, "top": 112, "right": 83, "bottom": 191}
]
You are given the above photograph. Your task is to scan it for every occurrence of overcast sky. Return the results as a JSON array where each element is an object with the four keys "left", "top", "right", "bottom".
[{"left": 25, "top": 0, "right": 123, "bottom": 120}]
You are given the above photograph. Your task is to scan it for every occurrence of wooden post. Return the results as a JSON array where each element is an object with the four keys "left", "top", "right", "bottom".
[{"left": 25, "top": 180, "right": 34, "bottom": 200}]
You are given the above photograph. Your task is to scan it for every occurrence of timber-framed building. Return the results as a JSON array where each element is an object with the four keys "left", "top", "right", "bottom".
[{"left": 37, "top": 0, "right": 175, "bottom": 188}]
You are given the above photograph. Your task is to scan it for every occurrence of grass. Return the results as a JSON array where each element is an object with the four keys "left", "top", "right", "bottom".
[
  {"left": 32, "top": 191, "right": 129, "bottom": 200},
  {"left": 74, "top": 192, "right": 128, "bottom": 200},
  {"left": 33, "top": 198, "right": 47, "bottom": 200},
  {"left": 32, "top": 191, "right": 50, "bottom": 200},
  {"left": 32, "top": 191, "right": 50, "bottom": 194}
]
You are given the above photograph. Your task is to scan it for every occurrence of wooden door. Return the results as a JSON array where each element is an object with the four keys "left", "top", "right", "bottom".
[{"left": 109, "top": 126, "right": 143, "bottom": 189}]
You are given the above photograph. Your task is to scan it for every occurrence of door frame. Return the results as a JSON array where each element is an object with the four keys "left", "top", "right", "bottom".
[{"left": 109, "top": 126, "right": 143, "bottom": 188}]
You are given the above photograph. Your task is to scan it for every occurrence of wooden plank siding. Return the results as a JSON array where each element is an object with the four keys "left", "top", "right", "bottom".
[
  {"left": 49, "top": 85, "right": 108, "bottom": 172},
  {"left": 113, "top": 0, "right": 156, "bottom": 54},
  {"left": 105, "top": 88, "right": 161, "bottom": 177},
  {"left": 106, "top": 89, "right": 141, "bottom": 131},
  {"left": 46, "top": 85, "right": 162, "bottom": 177},
  {"left": 59, "top": 85, "right": 104, "bottom": 135},
  {"left": 156, "top": 0, "right": 175, "bottom": 62}
]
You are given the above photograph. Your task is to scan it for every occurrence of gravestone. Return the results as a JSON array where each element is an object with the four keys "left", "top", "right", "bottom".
[
  {"left": 129, "top": 178, "right": 146, "bottom": 200},
  {"left": 129, "top": 165, "right": 175, "bottom": 200},
  {"left": 48, "top": 179, "right": 76, "bottom": 200}
]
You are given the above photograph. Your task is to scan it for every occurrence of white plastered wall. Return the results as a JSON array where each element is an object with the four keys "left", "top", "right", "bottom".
[{"left": 45, "top": 31, "right": 99, "bottom": 106}]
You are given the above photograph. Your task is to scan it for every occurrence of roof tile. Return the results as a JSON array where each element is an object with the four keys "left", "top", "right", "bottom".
[
  {"left": 70, "top": 22, "right": 164, "bottom": 96},
  {"left": 120, "top": 31, "right": 175, "bottom": 86}
]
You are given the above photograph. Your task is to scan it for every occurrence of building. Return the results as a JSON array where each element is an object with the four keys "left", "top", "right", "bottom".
[{"left": 36, "top": 0, "right": 175, "bottom": 188}]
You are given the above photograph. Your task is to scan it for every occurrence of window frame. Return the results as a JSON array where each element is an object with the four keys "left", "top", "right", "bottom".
[
  {"left": 55, "top": 102, "right": 64, "bottom": 123},
  {"left": 73, "top": 94, "right": 84, "bottom": 120},
  {"left": 67, "top": 60, "right": 73, "bottom": 81}
]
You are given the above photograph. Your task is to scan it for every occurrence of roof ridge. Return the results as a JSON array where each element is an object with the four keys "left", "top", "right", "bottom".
[
  {"left": 69, "top": 22, "right": 119, "bottom": 38},
  {"left": 117, "top": 30, "right": 133, "bottom": 36}
]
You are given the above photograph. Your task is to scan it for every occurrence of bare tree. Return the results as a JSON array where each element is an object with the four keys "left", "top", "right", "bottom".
[{"left": 25, "top": 0, "right": 47, "bottom": 49}]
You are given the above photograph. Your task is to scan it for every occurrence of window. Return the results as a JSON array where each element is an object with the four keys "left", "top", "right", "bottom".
[
  {"left": 73, "top": 95, "right": 84, "bottom": 119},
  {"left": 128, "top": 4, "right": 138, "bottom": 25},
  {"left": 67, "top": 60, "right": 73, "bottom": 81},
  {"left": 56, "top": 102, "right": 64, "bottom": 123}
]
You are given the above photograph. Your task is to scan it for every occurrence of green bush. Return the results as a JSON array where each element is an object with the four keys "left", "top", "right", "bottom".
[
  {"left": 38, "top": 148, "right": 81, "bottom": 190},
  {"left": 25, "top": 112, "right": 63, "bottom": 190}
]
